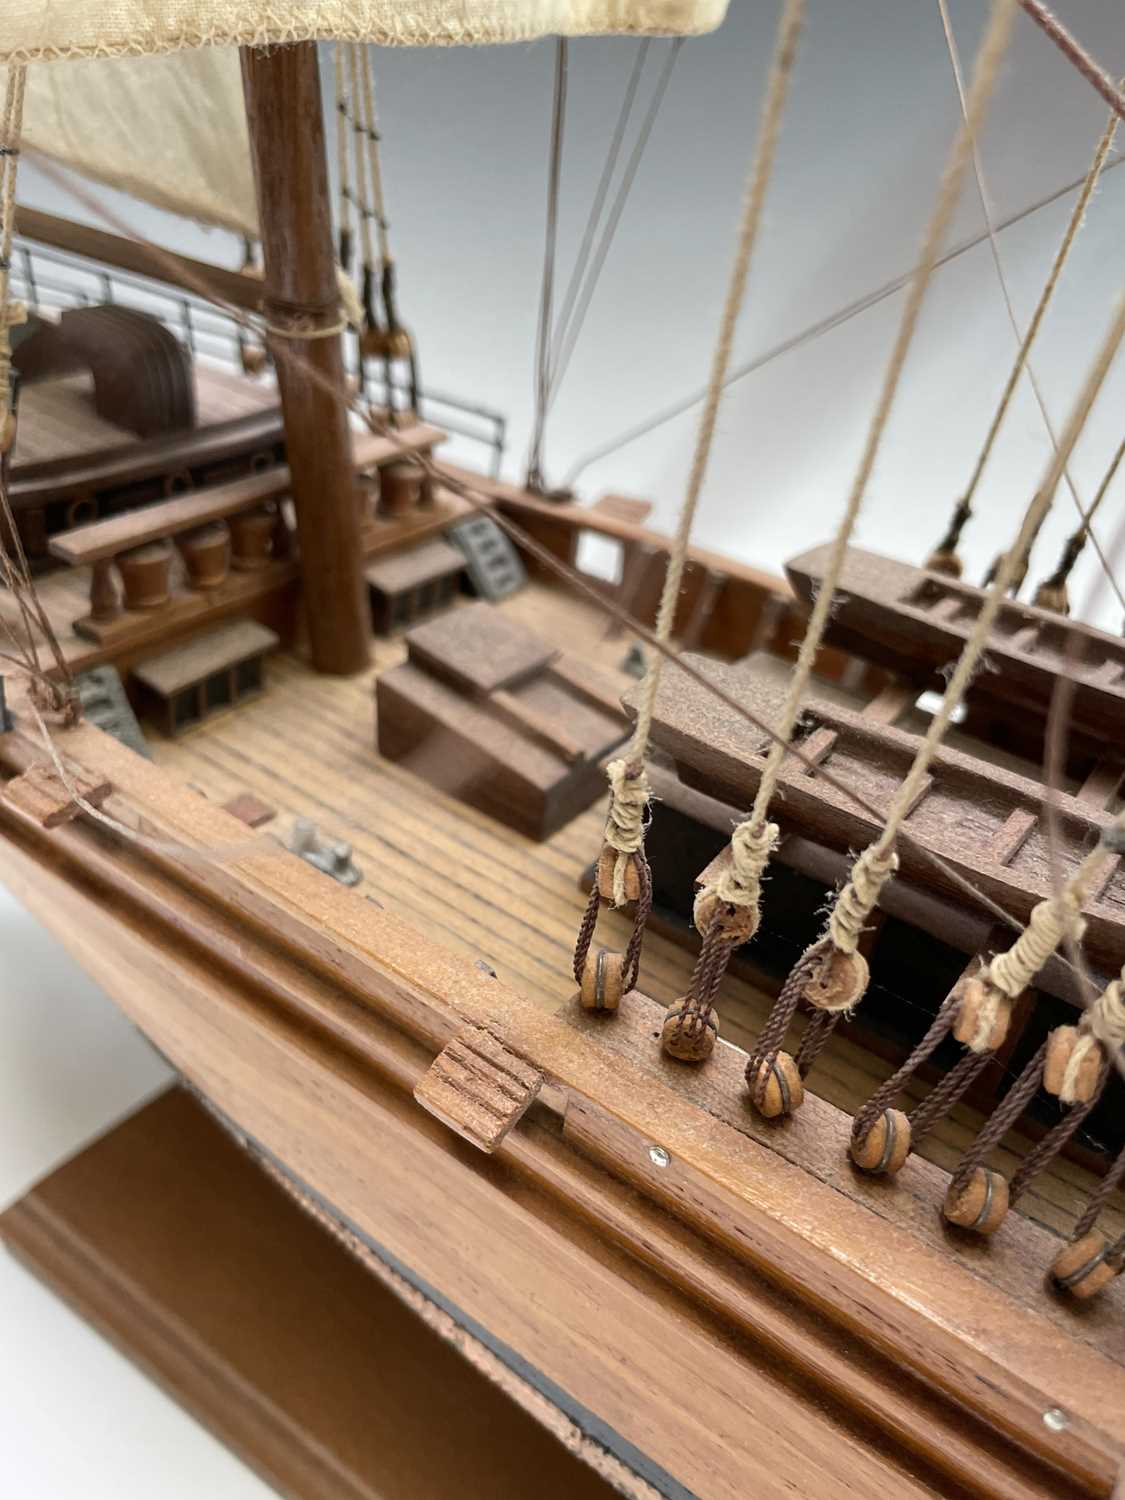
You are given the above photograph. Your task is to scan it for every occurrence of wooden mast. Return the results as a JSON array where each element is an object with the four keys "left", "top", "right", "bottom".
[{"left": 240, "top": 42, "right": 370, "bottom": 675}]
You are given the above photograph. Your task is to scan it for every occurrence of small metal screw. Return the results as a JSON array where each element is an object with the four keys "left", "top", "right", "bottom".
[
  {"left": 1042, "top": 1408, "right": 1069, "bottom": 1433},
  {"left": 648, "top": 1145, "right": 670, "bottom": 1168}
]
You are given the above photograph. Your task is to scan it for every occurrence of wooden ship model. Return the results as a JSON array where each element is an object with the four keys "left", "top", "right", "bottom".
[{"left": 2, "top": 3, "right": 1125, "bottom": 1497}]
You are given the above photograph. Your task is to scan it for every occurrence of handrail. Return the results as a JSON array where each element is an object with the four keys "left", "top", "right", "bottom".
[{"left": 15, "top": 205, "right": 264, "bottom": 312}]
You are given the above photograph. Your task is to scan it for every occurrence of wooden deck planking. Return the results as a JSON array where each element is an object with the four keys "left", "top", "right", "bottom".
[{"left": 141, "top": 586, "right": 1124, "bottom": 1245}]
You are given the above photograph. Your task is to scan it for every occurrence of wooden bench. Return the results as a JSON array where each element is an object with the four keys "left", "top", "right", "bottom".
[
  {"left": 365, "top": 538, "right": 466, "bottom": 634},
  {"left": 132, "top": 619, "right": 280, "bottom": 736}
]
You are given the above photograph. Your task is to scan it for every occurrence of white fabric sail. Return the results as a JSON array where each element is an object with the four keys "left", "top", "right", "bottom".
[
  {"left": 3, "top": 2, "right": 729, "bottom": 65},
  {"left": 22, "top": 50, "right": 258, "bottom": 235}
]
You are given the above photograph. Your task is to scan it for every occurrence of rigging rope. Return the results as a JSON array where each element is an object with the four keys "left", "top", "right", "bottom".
[
  {"left": 347, "top": 41, "right": 381, "bottom": 339},
  {"left": 0, "top": 65, "right": 74, "bottom": 720},
  {"left": 545, "top": 39, "right": 651, "bottom": 399},
  {"left": 571, "top": 0, "right": 807, "bottom": 1008},
  {"left": 927, "top": 4, "right": 1118, "bottom": 583},
  {"left": 526, "top": 38, "right": 569, "bottom": 493},
  {"left": 667, "top": 0, "right": 1021, "bottom": 1067},
  {"left": 0, "top": 63, "right": 26, "bottom": 441},
  {"left": 559, "top": 155, "right": 1125, "bottom": 493},
  {"left": 335, "top": 43, "right": 355, "bottom": 276},
  {"left": 358, "top": 46, "right": 391, "bottom": 271},
  {"left": 546, "top": 40, "right": 682, "bottom": 414},
  {"left": 1018, "top": 0, "right": 1125, "bottom": 124},
  {"left": 836, "top": 297, "right": 1125, "bottom": 1159},
  {"left": 1034, "top": 433, "right": 1125, "bottom": 612}
]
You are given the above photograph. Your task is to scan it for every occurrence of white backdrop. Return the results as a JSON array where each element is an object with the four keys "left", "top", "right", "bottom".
[{"left": 5, "top": 4, "right": 1125, "bottom": 1493}]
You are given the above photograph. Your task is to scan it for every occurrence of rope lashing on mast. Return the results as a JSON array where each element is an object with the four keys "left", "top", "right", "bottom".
[
  {"left": 572, "top": 0, "right": 807, "bottom": 1018},
  {"left": 770, "top": 295, "right": 1125, "bottom": 1133},
  {"left": 1034, "top": 434, "right": 1125, "bottom": 614},
  {"left": 925, "top": 51, "right": 1120, "bottom": 579},
  {"left": 663, "top": 0, "right": 1021, "bottom": 1070}
]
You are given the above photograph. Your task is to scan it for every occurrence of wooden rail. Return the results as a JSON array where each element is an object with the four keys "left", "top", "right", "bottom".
[
  {"left": 15, "top": 205, "right": 266, "bottom": 312},
  {"left": 47, "top": 422, "right": 448, "bottom": 652},
  {"left": 441, "top": 464, "right": 885, "bottom": 693},
  {"left": 50, "top": 423, "right": 446, "bottom": 566}
]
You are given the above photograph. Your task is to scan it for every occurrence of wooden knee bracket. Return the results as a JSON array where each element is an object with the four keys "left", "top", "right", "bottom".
[
  {"left": 414, "top": 1024, "right": 542, "bottom": 1153},
  {"left": 2, "top": 761, "right": 113, "bottom": 829}
]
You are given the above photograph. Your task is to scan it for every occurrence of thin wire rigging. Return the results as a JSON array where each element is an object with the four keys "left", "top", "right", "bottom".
[
  {"left": 526, "top": 38, "right": 569, "bottom": 492},
  {"left": 545, "top": 39, "right": 652, "bottom": 394},
  {"left": 546, "top": 40, "right": 683, "bottom": 413},
  {"left": 560, "top": 154, "right": 1125, "bottom": 491}
]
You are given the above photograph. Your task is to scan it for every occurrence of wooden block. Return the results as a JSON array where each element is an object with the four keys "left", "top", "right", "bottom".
[
  {"left": 988, "top": 806, "right": 1037, "bottom": 867},
  {"left": 222, "top": 791, "right": 276, "bottom": 828},
  {"left": 490, "top": 689, "right": 585, "bottom": 764},
  {"left": 590, "top": 493, "right": 653, "bottom": 526},
  {"left": 378, "top": 607, "right": 628, "bottom": 840},
  {"left": 793, "top": 725, "right": 837, "bottom": 772},
  {"left": 414, "top": 1024, "right": 542, "bottom": 1152},
  {"left": 406, "top": 600, "right": 556, "bottom": 696},
  {"left": 1078, "top": 760, "right": 1124, "bottom": 810},
  {"left": 3, "top": 760, "right": 112, "bottom": 828},
  {"left": 376, "top": 655, "right": 627, "bottom": 841},
  {"left": 862, "top": 680, "right": 916, "bottom": 725}
]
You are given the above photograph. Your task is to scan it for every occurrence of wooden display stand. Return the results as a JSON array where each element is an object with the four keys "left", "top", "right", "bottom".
[{"left": 0, "top": 1089, "right": 630, "bottom": 1500}]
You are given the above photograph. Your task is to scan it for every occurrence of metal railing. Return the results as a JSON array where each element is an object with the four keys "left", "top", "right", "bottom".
[{"left": 11, "top": 236, "right": 507, "bottom": 476}]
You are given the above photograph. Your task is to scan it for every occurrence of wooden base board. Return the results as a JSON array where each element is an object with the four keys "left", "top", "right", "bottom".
[{"left": 0, "top": 1088, "right": 640, "bottom": 1500}]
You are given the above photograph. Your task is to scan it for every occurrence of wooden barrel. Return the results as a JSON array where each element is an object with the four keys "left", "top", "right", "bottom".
[
  {"left": 179, "top": 521, "right": 232, "bottom": 589},
  {"left": 378, "top": 461, "right": 422, "bottom": 518},
  {"left": 118, "top": 540, "right": 173, "bottom": 609},
  {"left": 230, "top": 507, "right": 276, "bottom": 571}
]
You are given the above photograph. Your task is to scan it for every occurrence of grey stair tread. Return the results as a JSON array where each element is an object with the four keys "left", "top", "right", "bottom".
[{"left": 448, "top": 515, "right": 526, "bottom": 601}]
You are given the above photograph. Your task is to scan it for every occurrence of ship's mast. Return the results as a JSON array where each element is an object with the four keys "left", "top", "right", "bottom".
[{"left": 240, "top": 42, "right": 370, "bottom": 675}]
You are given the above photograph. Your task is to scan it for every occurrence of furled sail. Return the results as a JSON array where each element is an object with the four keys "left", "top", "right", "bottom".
[
  {"left": 3, "top": 2, "right": 729, "bottom": 65},
  {"left": 22, "top": 51, "right": 258, "bottom": 235}
]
